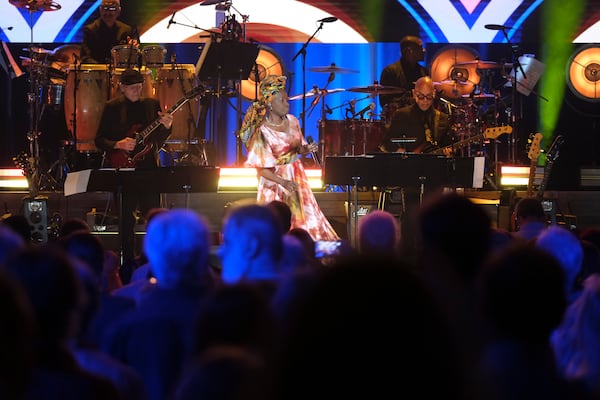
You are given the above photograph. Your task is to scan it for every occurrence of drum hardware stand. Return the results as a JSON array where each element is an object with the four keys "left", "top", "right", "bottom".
[{"left": 292, "top": 19, "right": 331, "bottom": 134}]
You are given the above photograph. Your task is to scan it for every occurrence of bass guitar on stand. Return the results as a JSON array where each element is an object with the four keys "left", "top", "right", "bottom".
[
  {"left": 106, "top": 85, "right": 204, "bottom": 168},
  {"left": 526, "top": 133, "right": 543, "bottom": 198}
]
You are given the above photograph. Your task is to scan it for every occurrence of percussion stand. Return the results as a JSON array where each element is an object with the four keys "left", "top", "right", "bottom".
[{"left": 497, "top": 26, "right": 527, "bottom": 165}]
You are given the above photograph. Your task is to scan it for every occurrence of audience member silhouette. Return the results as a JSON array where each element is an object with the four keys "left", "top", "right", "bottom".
[
  {"left": 478, "top": 242, "right": 587, "bottom": 400},
  {"left": 536, "top": 226, "right": 584, "bottom": 304},
  {"left": 68, "top": 259, "right": 148, "bottom": 400},
  {"left": 552, "top": 273, "right": 600, "bottom": 398},
  {"left": 219, "top": 204, "right": 283, "bottom": 286},
  {"left": 274, "top": 256, "right": 466, "bottom": 400},
  {"left": 2, "top": 214, "right": 31, "bottom": 242},
  {"left": 0, "top": 269, "right": 36, "bottom": 399},
  {"left": 174, "top": 346, "right": 271, "bottom": 400},
  {"left": 511, "top": 197, "right": 547, "bottom": 241},
  {"left": 59, "top": 230, "right": 135, "bottom": 347},
  {"left": 416, "top": 192, "right": 492, "bottom": 398},
  {"left": 357, "top": 210, "right": 399, "bottom": 258},
  {"left": 0, "top": 225, "right": 25, "bottom": 266},
  {"left": 59, "top": 218, "right": 90, "bottom": 237},
  {"left": 101, "top": 209, "right": 215, "bottom": 400},
  {"left": 5, "top": 246, "right": 119, "bottom": 399},
  {"left": 266, "top": 200, "right": 292, "bottom": 233}
]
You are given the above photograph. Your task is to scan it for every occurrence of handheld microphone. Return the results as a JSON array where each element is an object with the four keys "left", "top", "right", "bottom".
[
  {"left": 306, "top": 136, "right": 321, "bottom": 167},
  {"left": 484, "top": 24, "right": 511, "bottom": 31},
  {"left": 167, "top": 12, "right": 176, "bottom": 29},
  {"left": 356, "top": 102, "right": 375, "bottom": 118},
  {"left": 317, "top": 17, "right": 338, "bottom": 23},
  {"left": 310, "top": 86, "right": 321, "bottom": 108}
]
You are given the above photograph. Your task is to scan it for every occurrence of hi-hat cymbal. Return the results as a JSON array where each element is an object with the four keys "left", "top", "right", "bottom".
[
  {"left": 289, "top": 88, "right": 345, "bottom": 101},
  {"left": 348, "top": 84, "right": 404, "bottom": 94},
  {"left": 10, "top": 0, "right": 61, "bottom": 12},
  {"left": 453, "top": 60, "right": 509, "bottom": 69},
  {"left": 309, "top": 63, "right": 359, "bottom": 74}
]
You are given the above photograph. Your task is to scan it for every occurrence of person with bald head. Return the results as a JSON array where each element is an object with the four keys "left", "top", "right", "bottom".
[
  {"left": 81, "top": 0, "right": 136, "bottom": 64},
  {"left": 379, "top": 76, "right": 451, "bottom": 154}
]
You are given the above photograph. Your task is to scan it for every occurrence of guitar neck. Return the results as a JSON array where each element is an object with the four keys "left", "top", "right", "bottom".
[
  {"left": 136, "top": 95, "right": 195, "bottom": 143},
  {"left": 526, "top": 159, "right": 537, "bottom": 197},
  {"left": 537, "top": 160, "right": 555, "bottom": 199},
  {"left": 431, "top": 132, "right": 486, "bottom": 155}
]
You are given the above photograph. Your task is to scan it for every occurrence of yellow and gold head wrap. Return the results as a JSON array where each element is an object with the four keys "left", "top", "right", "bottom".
[{"left": 240, "top": 75, "right": 287, "bottom": 144}]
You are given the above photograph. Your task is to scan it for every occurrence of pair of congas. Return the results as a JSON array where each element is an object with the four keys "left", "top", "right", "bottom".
[{"left": 63, "top": 63, "right": 200, "bottom": 153}]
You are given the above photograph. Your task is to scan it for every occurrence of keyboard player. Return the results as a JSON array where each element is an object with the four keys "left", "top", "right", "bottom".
[{"left": 379, "top": 76, "right": 451, "bottom": 155}]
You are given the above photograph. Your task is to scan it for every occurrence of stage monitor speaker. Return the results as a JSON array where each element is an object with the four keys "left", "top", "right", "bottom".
[
  {"left": 345, "top": 201, "right": 378, "bottom": 245},
  {"left": 23, "top": 196, "right": 48, "bottom": 243}
]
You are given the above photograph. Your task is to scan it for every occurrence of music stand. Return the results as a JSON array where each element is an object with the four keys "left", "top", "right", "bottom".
[
  {"left": 198, "top": 40, "right": 259, "bottom": 165},
  {"left": 198, "top": 40, "right": 259, "bottom": 82}
]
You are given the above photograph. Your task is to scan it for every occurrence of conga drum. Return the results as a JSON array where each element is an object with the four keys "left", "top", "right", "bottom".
[
  {"left": 142, "top": 45, "right": 166, "bottom": 68},
  {"left": 63, "top": 64, "right": 110, "bottom": 152},
  {"left": 110, "top": 67, "right": 155, "bottom": 99},
  {"left": 156, "top": 64, "right": 200, "bottom": 152},
  {"left": 111, "top": 44, "right": 139, "bottom": 69}
]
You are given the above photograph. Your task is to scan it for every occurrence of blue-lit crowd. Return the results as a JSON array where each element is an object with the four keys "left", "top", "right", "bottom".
[{"left": 0, "top": 191, "right": 600, "bottom": 400}]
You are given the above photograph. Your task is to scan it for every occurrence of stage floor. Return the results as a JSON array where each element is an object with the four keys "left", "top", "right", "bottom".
[{"left": 2, "top": 189, "right": 600, "bottom": 249}]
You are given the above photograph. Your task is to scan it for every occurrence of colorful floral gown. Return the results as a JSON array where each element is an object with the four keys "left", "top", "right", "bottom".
[{"left": 245, "top": 114, "right": 339, "bottom": 241}]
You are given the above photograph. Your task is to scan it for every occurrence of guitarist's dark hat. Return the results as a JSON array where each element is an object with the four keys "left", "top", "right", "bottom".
[{"left": 120, "top": 68, "right": 144, "bottom": 85}]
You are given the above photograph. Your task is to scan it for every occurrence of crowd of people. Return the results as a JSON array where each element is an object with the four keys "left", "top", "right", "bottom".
[{"left": 2, "top": 193, "right": 600, "bottom": 399}]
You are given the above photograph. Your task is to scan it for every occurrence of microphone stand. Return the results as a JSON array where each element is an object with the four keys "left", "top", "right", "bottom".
[
  {"left": 498, "top": 26, "right": 527, "bottom": 165},
  {"left": 292, "top": 21, "right": 326, "bottom": 134}
]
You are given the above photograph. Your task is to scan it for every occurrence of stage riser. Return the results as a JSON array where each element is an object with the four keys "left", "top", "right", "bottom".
[{"left": 2, "top": 191, "right": 600, "bottom": 246}]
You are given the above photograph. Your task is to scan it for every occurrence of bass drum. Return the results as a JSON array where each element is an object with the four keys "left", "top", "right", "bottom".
[
  {"left": 240, "top": 46, "right": 285, "bottom": 101},
  {"left": 63, "top": 64, "right": 110, "bottom": 152},
  {"left": 323, "top": 119, "right": 386, "bottom": 156},
  {"left": 156, "top": 64, "right": 200, "bottom": 152}
]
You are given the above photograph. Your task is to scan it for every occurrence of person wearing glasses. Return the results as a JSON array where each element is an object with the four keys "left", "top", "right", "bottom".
[
  {"left": 379, "top": 76, "right": 450, "bottom": 154},
  {"left": 81, "top": 0, "right": 137, "bottom": 64}
]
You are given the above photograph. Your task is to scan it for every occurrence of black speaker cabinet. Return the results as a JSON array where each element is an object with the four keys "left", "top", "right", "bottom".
[{"left": 23, "top": 196, "right": 48, "bottom": 243}]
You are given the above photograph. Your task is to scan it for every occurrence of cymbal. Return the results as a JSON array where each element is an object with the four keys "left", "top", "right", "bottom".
[
  {"left": 10, "top": 0, "right": 61, "bottom": 12},
  {"left": 453, "top": 60, "right": 509, "bottom": 69},
  {"left": 347, "top": 84, "right": 404, "bottom": 94},
  {"left": 309, "top": 63, "right": 359, "bottom": 74},
  {"left": 199, "top": 0, "right": 227, "bottom": 5},
  {"left": 434, "top": 79, "right": 469, "bottom": 86},
  {"left": 289, "top": 88, "right": 345, "bottom": 101},
  {"left": 461, "top": 93, "right": 496, "bottom": 99},
  {"left": 22, "top": 46, "right": 53, "bottom": 55}
]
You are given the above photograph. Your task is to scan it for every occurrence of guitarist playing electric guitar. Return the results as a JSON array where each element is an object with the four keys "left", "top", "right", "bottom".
[{"left": 94, "top": 68, "right": 174, "bottom": 267}]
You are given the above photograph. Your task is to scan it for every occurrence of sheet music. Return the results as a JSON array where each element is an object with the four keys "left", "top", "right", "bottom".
[
  {"left": 64, "top": 169, "right": 92, "bottom": 196},
  {"left": 507, "top": 54, "right": 546, "bottom": 96}
]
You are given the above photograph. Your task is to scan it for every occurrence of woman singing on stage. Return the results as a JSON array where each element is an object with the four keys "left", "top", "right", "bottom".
[{"left": 240, "top": 75, "right": 339, "bottom": 241}]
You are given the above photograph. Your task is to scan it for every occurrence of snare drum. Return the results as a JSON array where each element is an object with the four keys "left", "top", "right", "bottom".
[
  {"left": 111, "top": 45, "right": 139, "bottom": 69},
  {"left": 63, "top": 64, "right": 110, "bottom": 152},
  {"left": 142, "top": 45, "right": 166, "bottom": 68},
  {"left": 156, "top": 64, "right": 200, "bottom": 151},
  {"left": 110, "top": 67, "right": 155, "bottom": 99}
]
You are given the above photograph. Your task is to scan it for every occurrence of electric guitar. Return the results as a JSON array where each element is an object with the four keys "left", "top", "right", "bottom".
[
  {"left": 537, "top": 134, "right": 564, "bottom": 200},
  {"left": 106, "top": 85, "right": 204, "bottom": 168},
  {"left": 526, "top": 133, "right": 543, "bottom": 198},
  {"left": 429, "top": 125, "right": 513, "bottom": 155}
]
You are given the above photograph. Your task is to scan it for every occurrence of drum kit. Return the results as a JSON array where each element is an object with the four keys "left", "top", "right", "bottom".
[{"left": 287, "top": 53, "right": 515, "bottom": 162}]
